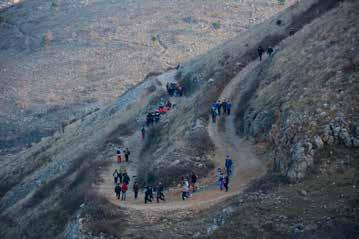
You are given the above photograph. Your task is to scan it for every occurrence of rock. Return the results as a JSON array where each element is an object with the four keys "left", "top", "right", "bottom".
[
  {"left": 299, "top": 190, "right": 308, "bottom": 196},
  {"left": 339, "top": 128, "right": 352, "bottom": 147},
  {"left": 313, "top": 136, "right": 324, "bottom": 149},
  {"left": 352, "top": 138, "right": 359, "bottom": 147}
]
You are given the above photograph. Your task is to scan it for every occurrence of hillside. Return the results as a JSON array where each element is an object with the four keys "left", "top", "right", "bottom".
[
  {"left": 0, "top": 0, "right": 358, "bottom": 238},
  {"left": 0, "top": 0, "right": 292, "bottom": 155}
]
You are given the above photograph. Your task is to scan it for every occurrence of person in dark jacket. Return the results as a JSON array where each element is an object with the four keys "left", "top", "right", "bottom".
[
  {"left": 133, "top": 182, "right": 140, "bottom": 199},
  {"left": 191, "top": 172, "right": 198, "bottom": 193},
  {"left": 145, "top": 186, "right": 153, "bottom": 204},
  {"left": 217, "top": 100, "right": 222, "bottom": 115},
  {"left": 224, "top": 174, "right": 230, "bottom": 192},
  {"left": 227, "top": 101, "right": 232, "bottom": 115},
  {"left": 114, "top": 183, "right": 121, "bottom": 200},
  {"left": 225, "top": 155, "right": 233, "bottom": 177},
  {"left": 141, "top": 125, "right": 146, "bottom": 139},
  {"left": 222, "top": 100, "right": 228, "bottom": 115},
  {"left": 156, "top": 182, "right": 165, "bottom": 203},
  {"left": 257, "top": 46, "right": 265, "bottom": 61},
  {"left": 123, "top": 171, "right": 130, "bottom": 185},
  {"left": 124, "top": 148, "right": 130, "bottom": 162},
  {"left": 267, "top": 47, "right": 274, "bottom": 59}
]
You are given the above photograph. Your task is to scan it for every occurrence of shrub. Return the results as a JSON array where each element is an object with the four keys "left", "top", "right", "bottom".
[{"left": 212, "top": 21, "right": 221, "bottom": 30}]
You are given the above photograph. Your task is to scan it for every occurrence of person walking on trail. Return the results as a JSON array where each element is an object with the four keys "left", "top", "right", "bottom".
[
  {"left": 124, "top": 148, "right": 131, "bottom": 162},
  {"left": 257, "top": 46, "right": 265, "bottom": 61},
  {"left": 182, "top": 179, "right": 190, "bottom": 200},
  {"left": 219, "top": 171, "right": 225, "bottom": 190},
  {"left": 267, "top": 46, "right": 274, "bottom": 60},
  {"left": 116, "top": 146, "right": 122, "bottom": 163},
  {"left": 217, "top": 100, "right": 222, "bottom": 115},
  {"left": 113, "top": 169, "right": 120, "bottom": 184},
  {"left": 141, "top": 125, "right": 146, "bottom": 139},
  {"left": 156, "top": 182, "right": 165, "bottom": 203},
  {"left": 121, "top": 183, "right": 128, "bottom": 201},
  {"left": 191, "top": 172, "right": 198, "bottom": 193},
  {"left": 133, "top": 182, "right": 139, "bottom": 199},
  {"left": 222, "top": 100, "right": 228, "bottom": 115},
  {"left": 226, "top": 101, "right": 232, "bottom": 115},
  {"left": 224, "top": 173, "right": 230, "bottom": 192},
  {"left": 211, "top": 103, "right": 218, "bottom": 123},
  {"left": 114, "top": 183, "right": 121, "bottom": 200},
  {"left": 123, "top": 170, "right": 130, "bottom": 185},
  {"left": 225, "top": 155, "right": 233, "bottom": 177},
  {"left": 145, "top": 186, "right": 153, "bottom": 203}
]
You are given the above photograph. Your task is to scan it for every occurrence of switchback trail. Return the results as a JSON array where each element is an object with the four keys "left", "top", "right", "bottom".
[{"left": 96, "top": 61, "right": 266, "bottom": 213}]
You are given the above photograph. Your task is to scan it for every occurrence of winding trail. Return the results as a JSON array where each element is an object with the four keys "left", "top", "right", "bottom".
[{"left": 96, "top": 61, "right": 266, "bottom": 214}]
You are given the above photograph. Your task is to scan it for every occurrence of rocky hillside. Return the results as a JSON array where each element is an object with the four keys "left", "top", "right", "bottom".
[{"left": 0, "top": 0, "right": 358, "bottom": 238}]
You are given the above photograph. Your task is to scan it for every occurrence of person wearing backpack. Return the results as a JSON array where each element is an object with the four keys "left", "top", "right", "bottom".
[
  {"left": 257, "top": 46, "right": 265, "bottom": 61},
  {"left": 116, "top": 146, "right": 122, "bottom": 163},
  {"left": 113, "top": 169, "right": 120, "bottom": 184},
  {"left": 123, "top": 170, "right": 130, "bottom": 185},
  {"left": 121, "top": 183, "right": 128, "bottom": 201},
  {"left": 114, "top": 183, "right": 121, "bottom": 200}
]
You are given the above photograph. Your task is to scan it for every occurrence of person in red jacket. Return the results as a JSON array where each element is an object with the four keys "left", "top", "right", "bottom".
[{"left": 121, "top": 183, "right": 128, "bottom": 201}]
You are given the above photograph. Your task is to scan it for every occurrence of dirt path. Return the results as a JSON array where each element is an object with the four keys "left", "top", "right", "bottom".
[{"left": 96, "top": 62, "right": 266, "bottom": 212}]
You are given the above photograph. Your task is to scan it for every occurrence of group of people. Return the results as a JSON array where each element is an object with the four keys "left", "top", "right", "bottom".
[
  {"left": 166, "top": 82, "right": 184, "bottom": 97},
  {"left": 113, "top": 169, "right": 132, "bottom": 200},
  {"left": 115, "top": 147, "right": 131, "bottom": 163},
  {"left": 181, "top": 172, "right": 198, "bottom": 200},
  {"left": 211, "top": 100, "right": 232, "bottom": 123},
  {"left": 144, "top": 182, "right": 166, "bottom": 203},
  {"left": 257, "top": 46, "right": 274, "bottom": 61},
  {"left": 145, "top": 100, "right": 173, "bottom": 127}
]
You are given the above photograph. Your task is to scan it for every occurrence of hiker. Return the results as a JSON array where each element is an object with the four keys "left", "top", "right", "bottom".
[
  {"left": 113, "top": 169, "right": 120, "bottom": 184},
  {"left": 257, "top": 46, "right": 265, "bottom": 61},
  {"left": 121, "top": 183, "right": 128, "bottom": 201},
  {"left": 227, "top": 101, "right": 232, "bottom": 115},
  {"left": 224, "top": 173, "right": 230, "bottom": 192},
  {"left": 165, "top": 100, "right": 172, "bottom": 108},
  {"left": 225, "top": 155, "right": 233, "bottom": 177},
  {"left": 118, "top": 169, "right": 123, "bottom": 183},
  {"left": 141, "top": 125, "right": 146, "bottom": 139},
  {"left": 166, "top": 82, "right": 171, "bottom": 95},
  {"left": 124, "top": 148, "right": 130, "bottom": 162},
  {"left": 133, "top": 182, "right": 139, "bottom": 199},
  {"left": 219, "top": 171, "right": 225, "bottom": 191},
  {"left": 182, "top": 179, "right": 190, "bottom": 200},
  {"left": 191, "top": 172, "right": 198, "bottom": 193},
  {"left": 116, "top": 146, "right": 122, "bottom": 163},
  {"left": 175, "top": 64, "right": 180, "bottom": 70},
  {"left": 123, "top": 170, "right": 130, "bottom": 185},
  {"left": 114, "top": 183, "right": 121, "bottom": 200},
  {"left": 222, "top": 100, "right": 228, "bottom": 115},
  {"left": 146, "top": 112, "right": 153, "bottom": 126},
  {"left": 267, "top": 47, "right": 274, "bottom": 59},
  {"left": 145, "top": 186, "right": 153, "bottom": 203},
  {"left": 217, "top": 100, "right": 222, "bottom": 115},
  {"left": 211, "top": 102, "right": 218, "bottom": 123},
  {"left": 156, "top": 182, "right": 165, "bottom": 203}
]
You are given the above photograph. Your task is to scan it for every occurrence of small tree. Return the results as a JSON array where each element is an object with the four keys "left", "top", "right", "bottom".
[{"left": 212, "top": 21, "right": 221, "bottom": 30}]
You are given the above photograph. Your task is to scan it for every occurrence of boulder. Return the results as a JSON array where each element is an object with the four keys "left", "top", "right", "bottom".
[{"left": 313, "top": 136, "right": 324, "bottom": 149}]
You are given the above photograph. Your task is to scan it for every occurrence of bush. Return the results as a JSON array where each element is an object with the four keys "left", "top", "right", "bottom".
[{"left": 212, "top": 21, "right": 221, "bottom": 30}]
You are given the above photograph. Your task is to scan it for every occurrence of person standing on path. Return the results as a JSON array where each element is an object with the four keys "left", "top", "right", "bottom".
[
  {"left": 191, "top": 172, "right": 198, "bottom": 193},
  {"left": 141, "top": 126, "right": 146, "bottom": 140},
  {"left": 116, "top": 146, "right": 122, "bottom": 163},
  {"left": 124, "top": 148, "right": 131, "bottom": 162},
  {"left": 211, "top": 103, "right": 218, "bottom": 123},
  {"left": 145, "top": 186, "right": 153, "bottom": 204},
  {"left": 182, "top": 180, "right": 190, "bottom": 200},
  {"left": 257, "top": 46, "right": 265, "bottom": 61},
  {"left": 156, "top": 182, "right": 165, "bottom": 203},
  {"left": 133, "top": 182, "right": 139, "bottom": 199},
  {"left": 224, "top": 173, "right": 230, "bottom": 192},
  {"left": 122, "top": 170, "right": 130, "bottom": 185},
  {"left": 225, "top": 155, "right": 233, "bottom": 177},
  {"left": 113, "top": 169, "right": 120, "bottom": 184},
  {"left": 217, "top": 100, "right": 222, "bottom": 115},
  {"left": 267, "top": 46, "right": 274, "bottom": 60},
  {"left": 114, "top": 183, "right": 121, "bottom": 200},
  {"left": 227, "top": 101, "right": 232, "bottom": 115},
  {"left": 121, "top": 183, "right": 128, "bottom": 201},
  {"left": 222, "top": 100, "right": 228, "bottom": 115},
  {"left": 219, "top": 171, "right": 225, "bottom": 191}
]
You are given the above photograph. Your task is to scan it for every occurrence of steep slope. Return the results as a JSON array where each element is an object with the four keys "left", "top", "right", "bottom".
[{"left": 0, "top": 0, "right": 358, "bottom": 238}]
